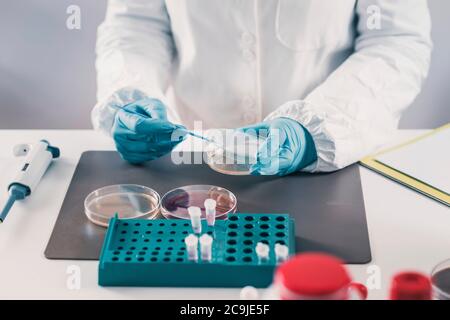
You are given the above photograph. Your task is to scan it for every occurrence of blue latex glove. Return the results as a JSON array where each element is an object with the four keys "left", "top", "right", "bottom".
[
  {"left": 112, "top": 98, "right": 186, "bottom": 164},
  {"left": 239, "top": 118, "right": 317, "bottom": 176}
]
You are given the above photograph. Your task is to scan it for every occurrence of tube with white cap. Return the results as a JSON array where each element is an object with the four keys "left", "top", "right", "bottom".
[
  {"left": 184, "top": 234, "right": 199, "bottom": 261},
  {"left": 204, "top": 198, "right": 217, "bottom": 227},
  {"left": 240, "top": 286, "right": 260, "bottom": 300},
  {"left": 199, "top": 234, "right": 213, "bottom": 262},
  {"left": 256, "top": 242, "right": 270, "bottom": 263},
  {"left": 275, "top": 243, "right": 289, "bottom": 263},
  {"left": 187, "top": 206, "right": 202, "bottom": 234}
]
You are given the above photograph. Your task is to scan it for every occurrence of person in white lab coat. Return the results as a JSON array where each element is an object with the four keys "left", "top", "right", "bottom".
[{"left": 92, "top": 0, "right": 432, "bottom": 175}]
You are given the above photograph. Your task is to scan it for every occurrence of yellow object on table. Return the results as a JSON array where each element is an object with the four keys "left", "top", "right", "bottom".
[{"left": 360, "top": 123, "right": 450, "bottom": 207}]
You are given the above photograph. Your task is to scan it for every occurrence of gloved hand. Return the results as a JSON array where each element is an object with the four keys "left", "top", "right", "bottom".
[
  {"left": 112, "top": 98, "right": 186, "bottom": 164},
  {"left": 238, "top": 118, "right": 317, "bottom": 176}
]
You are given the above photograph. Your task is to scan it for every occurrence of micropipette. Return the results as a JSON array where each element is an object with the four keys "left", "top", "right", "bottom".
[
  {"left": 0, "top": 140, "right": 60, "bottom": 223},
  {"left": 180, "top": 129, "right": 237, "bottom": 151}
]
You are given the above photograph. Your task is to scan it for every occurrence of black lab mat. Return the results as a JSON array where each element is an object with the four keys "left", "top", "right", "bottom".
[{"left": 45, "top": 151, "right": 371, "bottom": 263}]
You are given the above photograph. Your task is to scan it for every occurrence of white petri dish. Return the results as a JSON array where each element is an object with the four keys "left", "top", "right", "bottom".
[
  {"left": 205, "top": 129, "right": 266, "bottom": 175},
  {"left": 84, "top": 184, "right": 161, "bottom": 227}
]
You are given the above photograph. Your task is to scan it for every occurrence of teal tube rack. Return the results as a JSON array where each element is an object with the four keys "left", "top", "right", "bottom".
[{"left": 98, "top": 213, "right": 295, "bottom": 288}]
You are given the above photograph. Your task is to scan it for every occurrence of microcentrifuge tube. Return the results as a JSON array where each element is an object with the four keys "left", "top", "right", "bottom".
[
  {"left": 275, "top": 243, "right": 289, "bottom": 263},
  {"left": 199, "top": 234, "right": 213, "bottom": 262},
  {"left": 204, "top": 198, "right": 217, "bottom": 227},
  {"left": 185, "top": 234, "right": 199, "bottom": 261},
  {"left": 256, "top": 242, "right": 270, "bottom": 262},
  {"left": 240, "top": 286, "right": 260, "bottom": 300},
  {"left": 188, "top": 206, "right": 202, "bottom": 234}
]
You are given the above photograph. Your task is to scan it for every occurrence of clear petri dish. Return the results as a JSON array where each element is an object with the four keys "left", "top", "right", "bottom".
[
  {"left": 161, "top": 185, "right": 237, "bottom": 220},
  {"left": 84, "top": 184, "right": 161, "bottom": 227},
  {"left": 205, "top": 129, "right": 266, "bottom": 175},
  {"left": 431, "top": 259, "right": 450, "bottom": 300}
]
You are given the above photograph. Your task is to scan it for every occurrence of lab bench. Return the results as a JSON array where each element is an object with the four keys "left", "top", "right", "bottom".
[{"left": 0, "top": 129, "right": 449, "bottom": 300}]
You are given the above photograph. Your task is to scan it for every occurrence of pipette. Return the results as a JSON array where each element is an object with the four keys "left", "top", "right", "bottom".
[
  {"left": 181, "top": 129, "right": 214, "bottom": 144},
  {"left": 0, "top": 140, "right": 60, "bottom": 223}
]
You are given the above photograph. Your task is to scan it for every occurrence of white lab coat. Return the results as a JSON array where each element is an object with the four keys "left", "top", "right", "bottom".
[{"left": 92, "top": 0, "right": 432, "bottom": 172}]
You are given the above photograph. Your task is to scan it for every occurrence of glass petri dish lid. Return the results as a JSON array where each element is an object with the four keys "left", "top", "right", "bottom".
[
  {"left": 161, "top": 185, "right": 237, "bottom": 220},
  {"left": 205, "top": 128, "right": 267, "bottom": 175},
  {"left": 431, "top": 258, "right": 450, "bottom": 300},
  {"left": 84, "top": 184, "right": 161, "bottom": 227}
]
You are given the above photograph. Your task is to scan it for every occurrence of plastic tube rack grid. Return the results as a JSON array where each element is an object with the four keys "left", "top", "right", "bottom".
[{"left": 98, "top": 213, "right": 295, "bottom": 287}]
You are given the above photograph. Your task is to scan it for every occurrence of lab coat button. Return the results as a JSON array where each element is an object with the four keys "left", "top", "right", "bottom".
[
  {"left": 242, "top": 49, "right": 255, "bottom": 62},
  {"left": 241, "top": 32, "right": 255, "bottom": 46},
  {"left": 243, "top": 112, "right": 256, "bottom": 124},
  {"left": 242, "top": 96, "right": 255, "bottom": 108}
]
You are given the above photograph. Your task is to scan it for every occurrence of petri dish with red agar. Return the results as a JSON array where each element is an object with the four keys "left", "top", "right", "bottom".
[{"left": 161, "top": 185, "right": 237, "bottom": 220}]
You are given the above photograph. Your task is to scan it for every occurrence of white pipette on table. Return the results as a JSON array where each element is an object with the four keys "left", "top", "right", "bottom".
[{"left": 0, "top": 140, "right": 60, "bottom": 223}]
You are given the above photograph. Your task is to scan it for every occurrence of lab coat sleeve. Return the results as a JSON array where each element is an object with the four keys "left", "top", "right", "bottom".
[
  {"left": 92, "top": 0, "right": 175, "bottom": 135},
  {"left": 265, "top": 0, "right": 432, "bottom": 172}
]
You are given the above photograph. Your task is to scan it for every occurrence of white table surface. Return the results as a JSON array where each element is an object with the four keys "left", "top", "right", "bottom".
[{"left": 0, "top": 130, "right": 448, "bottom": 300}]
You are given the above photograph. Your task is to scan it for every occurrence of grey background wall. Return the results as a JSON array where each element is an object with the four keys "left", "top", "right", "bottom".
[{"left": 0, "top": 0, "right": 449, "bottom": 129}]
